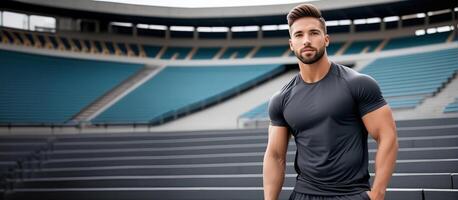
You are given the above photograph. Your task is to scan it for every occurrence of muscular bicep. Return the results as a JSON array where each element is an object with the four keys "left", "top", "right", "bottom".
[
  {"left": 362, "top": 105, "right": 397, "bottom": 141},
  {"left": 265, "top": 125, "right": 291, "bottom": 159}
]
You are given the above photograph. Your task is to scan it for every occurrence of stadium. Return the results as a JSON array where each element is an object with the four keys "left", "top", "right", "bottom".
[{"left": 0, "top": 0, "right": 457, "bottom": 199}]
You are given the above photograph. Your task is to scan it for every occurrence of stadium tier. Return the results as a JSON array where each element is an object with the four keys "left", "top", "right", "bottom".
[
  {"left": 253, "top": 45, "right": 289, "bottom": 58},
  {"left": 1, "top": 118, "right": 458, "bottom": 200},
  {"left": 160, "top": 47, "right": 193, "bottom": 60},
  {"left": 0, "top": 50, "right": 143, "bottom": 124},
  {"left": 343, "top": 39, "right": 382, "bottom": 55},
  {"left": 382, "top": 32, "right": 451, "bottom": 51},
  {"left": 362, "top": 48, "right": 458, "bottom": 99},
  {"left": 93, "top": 64, "right": 285, "bottom": 124},
  {"left": 2, "top": 28, "right": 456, "bottom": 59},
  {"left": 191, "top": 47, "right": 221, "bottom": 60},
  {"left": 444, "top": 97, "right": 458, "bottom": 113},
  {"left": 220, "top": 46, "right": 253, "bottom": 59},
  {"left": 240, "top": 47, "right": 458, "bottom": 122}
]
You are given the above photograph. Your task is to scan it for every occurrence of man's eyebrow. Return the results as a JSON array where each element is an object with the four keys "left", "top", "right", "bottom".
[{"left": 293, "top": 30, "right": 303, "bottom": 35}]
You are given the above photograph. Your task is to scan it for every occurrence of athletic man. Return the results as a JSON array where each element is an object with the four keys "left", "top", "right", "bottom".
[{"left": 263, "top": 4, "right": 398, "bottom": 200}]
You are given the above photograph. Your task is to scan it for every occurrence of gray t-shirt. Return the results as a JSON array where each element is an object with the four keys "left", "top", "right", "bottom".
[{"left": 268, "top": 62, "right": 386, "bottom": 196}]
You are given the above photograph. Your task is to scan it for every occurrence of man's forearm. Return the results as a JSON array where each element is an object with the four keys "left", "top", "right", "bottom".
[
  {"left": 263, "top": 154, "right": 286, "bottom": 200},
  {"left": 372, "top": 132, "right": 398, "bottom": 195}
]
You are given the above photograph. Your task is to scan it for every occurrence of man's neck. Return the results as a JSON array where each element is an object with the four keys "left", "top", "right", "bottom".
[{"left": 298, "top": 56, "right": 331, "bottom": 84}]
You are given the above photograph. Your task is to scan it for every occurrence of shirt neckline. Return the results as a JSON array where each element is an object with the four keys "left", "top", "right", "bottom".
[{"left": 298, "top": 62, "right": 335, "bottom": 85}]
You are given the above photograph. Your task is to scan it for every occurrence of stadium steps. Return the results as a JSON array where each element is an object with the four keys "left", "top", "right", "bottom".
[
  {"left": 1, "top": 118, "right": 457, "bottom": 200},
  {"left": 71, "top": 66, "right": 163, "bottom": 123},
  {"left": 397, "top": 72, "right": 458, "bottom": 119}
]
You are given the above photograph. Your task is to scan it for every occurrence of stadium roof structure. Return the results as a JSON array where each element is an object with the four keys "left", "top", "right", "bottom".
[{"left": 2, "top": 0, "right": 457, "bottom": 26}]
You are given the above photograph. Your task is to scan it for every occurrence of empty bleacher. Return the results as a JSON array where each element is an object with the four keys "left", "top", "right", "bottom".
[
  {"left": 344, "top": 39, "right": 382, "bottom": 55},
  {"left": 93, "top": 64, "right": 285, "bottom": 124},
  {"left": 0, "top": 50, "right": 143, "bottom": 124},
  {"left": 444, "top": 97, "right": 458, "bottom": 113},
  {"left": 239, "top": 47, "right": 458, "bottom": 124},
  {"left": 361, "top": 47, "right": 458, "bottom": 109},
  {"left": 383, "top": 32, "right": 451, "bottom": 51},
  {"left": 161, "top": 47, "right": 192, "bottom": 60},
  {"left": 253, "top": 45, "right": 289, "bottom": 58},
  {"left": 1, "top": 117, "right": 457, "bottom": 200},
  {"left": 191, "top": 47, "right": 220, "bottom": 60},
  {"left": 220, "top": 46, "right": 253, "bottom": 59}
]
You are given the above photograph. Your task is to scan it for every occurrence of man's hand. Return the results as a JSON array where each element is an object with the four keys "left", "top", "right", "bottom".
[{"left": 367, "top": 190, "right": 384, "bottom": 200}]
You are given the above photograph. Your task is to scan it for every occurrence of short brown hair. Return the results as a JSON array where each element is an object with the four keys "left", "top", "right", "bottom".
[{"left": 287, "top": 4, "right": 327, "bottom": 34}]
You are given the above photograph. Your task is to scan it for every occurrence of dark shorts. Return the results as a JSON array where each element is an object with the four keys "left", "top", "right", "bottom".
[{"left": 289, "top": 191, "right": 371, "bottom": 200}]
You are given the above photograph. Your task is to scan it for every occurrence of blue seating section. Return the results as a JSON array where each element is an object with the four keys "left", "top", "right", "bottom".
[
  {"left": 220, "top": 47, "right": 253, "bottom": 59},
  {"left": 141, "top": 45, "right": 162, "bottom": 58},
  {"left": 344, "top": 40, "right": 382, "bottom": 55},
  {"left": 94, "top": 64, "right": 285, "bottom": 124},
  {"left": 387, "top": 97, "right": 423, "bottom": 109},
  {"left": 361, "top": 48, "right": 458, "bottom": 99},
  {"left": 241, "top": 48, "right": 458, "bottom": 120},
  {"left": 192, "top": 47, "right": 221, "bottom": 60},
  {"left": 253, "top": 45, "right": 289, "bottom": 58},
  {"left": 161, "top": 47, "right": 192, "bottom": 59},
  {"left": 0, "top": 50, "right": 143, "bottom": 124},
  {"left": 327, "top": 42, "right": 344, "bottom": 55},
  {"left": 383, "top": 32, "right": 450, "bottom": 51},
  {"left": 444, "top": 97, "right": 458, "bottom": 113},
  {"left": 240, "top": 102, "right": 269, "bottom": 120}
]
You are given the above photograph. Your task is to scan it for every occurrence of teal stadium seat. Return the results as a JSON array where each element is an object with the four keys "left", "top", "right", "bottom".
[
  {"left": 94, "top": 64, "right": 285, "bottom": 124},
  {"left": 344, "top": 40, "right": 382, "bottom": 55},
  {"left": 192, "top": 47, "right": 221, "bottom": 60},
  {"left": 253, "top": 45, "right": 289, "bottom": 58},
  {"left": 444, "top": 97, "right": 458, "bottom": 113},
  {"left": 383, "top": 31, "right": 450, "bottom": 51},
  {"left": 142, "top": 45, "right": 162, "bottom": 58},
  {"left": 361, "top": 48, "right": 458, "bottom": 108},
  {"left": 220, "top": 47, "right": 253, "bottom": 59},
  {"left": 161, "top": 47, "right": 192, "bottom": 59},
  {"left": 0, "top": 50, "right": 143, "bottom": 124}
]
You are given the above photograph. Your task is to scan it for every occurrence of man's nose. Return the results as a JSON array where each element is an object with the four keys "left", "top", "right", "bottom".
[
  {"left": 302, "top": 36, "right": 311, "bottom": 46},
  {"left": 303, "top": 38, "right": 311, "bottom": 46}
]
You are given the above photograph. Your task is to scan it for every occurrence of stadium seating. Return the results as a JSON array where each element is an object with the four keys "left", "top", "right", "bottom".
[
  {"left": 343, "top": 39, "right": 382, "bottom": 55},
  {"left": 239, "top": 101, "right": 269, "bottom": 120},
  {"left": 191, "top": 47, "right": 221, "bottom": 60},
  {"left": 1, "top": 117, "right": 457, "bottom": 200},
  {"left": 220, "top": 46, "right": 253, "bottom": 59},
  {"left": 160, "top": 47, "right": 192, "bottom": 60},
  {"left": 444, "top": 97, "right": 458, "bottom": 113},
  {"left": 0, "top": 50, "right": 143, "bottom": 124},
  {"left": 142, "top": 45, "right": 162, "bottom": 58},
  {"left": 361, "top": 47, "right": 458, "bottom": 108},
  {"left": 240, "top": 47, "right": 458, "bottom": 122},
  {"left": 93, "top": 64, "right": 285, "bottom": 124},
  {"left": 383, "top": 32, "right": 451, "bottom": 51},
  {"left": 1, "top": 28, "right": 454, "bottom": 61},
  {"left": 253, "top": 45, "right": 289, "bottom": 58}
]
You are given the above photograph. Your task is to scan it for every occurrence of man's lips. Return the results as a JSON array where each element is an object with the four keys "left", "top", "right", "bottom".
[{"left": 301, "top": 47, "right": 315, "bottom": 52}]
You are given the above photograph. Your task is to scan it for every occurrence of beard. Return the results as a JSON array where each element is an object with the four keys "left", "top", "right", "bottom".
[{"left": 294, "top": 45, "right": 325, "bottom": 65}]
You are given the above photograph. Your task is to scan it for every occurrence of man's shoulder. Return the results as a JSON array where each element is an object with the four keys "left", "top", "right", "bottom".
[
  {"left": 270, "top": 73, "right": 298, "bottom": 104},
  {"left": 332, "top": 62, "right": 375, "bottom": 87}
]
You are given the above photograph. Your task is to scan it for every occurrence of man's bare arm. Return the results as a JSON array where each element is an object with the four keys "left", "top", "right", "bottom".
[
  {"left": 362, "top": 105, "right": 399, "bottom": 200},
  {"left": 263, "top": 125, "right": 291, "bottom": 200}
]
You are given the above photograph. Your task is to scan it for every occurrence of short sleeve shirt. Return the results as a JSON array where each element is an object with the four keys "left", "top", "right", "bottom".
[{"left": 268, "top": 62, "right": 386, "bottom": 196}]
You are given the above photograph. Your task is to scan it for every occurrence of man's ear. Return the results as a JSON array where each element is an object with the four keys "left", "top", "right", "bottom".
[{"left": 325, "top": 34, "right": 330, "bottom": 47}]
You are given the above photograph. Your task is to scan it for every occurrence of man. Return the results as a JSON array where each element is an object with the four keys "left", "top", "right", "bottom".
[{"left": 263, "top": 4, "right": 398, "bottom": 200}]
